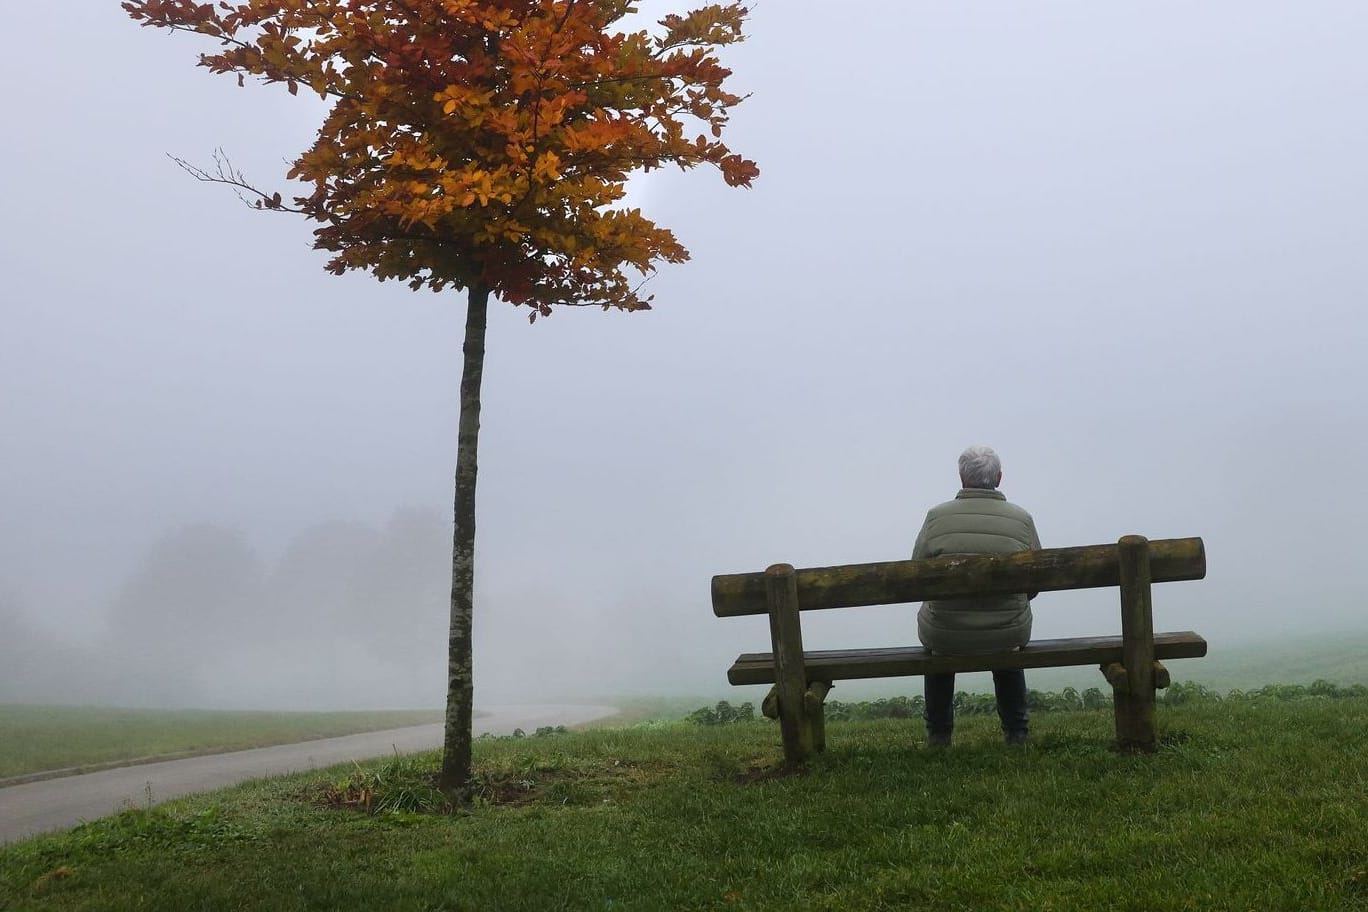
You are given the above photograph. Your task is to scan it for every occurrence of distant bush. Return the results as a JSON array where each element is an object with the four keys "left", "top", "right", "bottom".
[
  {"left": 826, "top": 696, "right": 923, "bottom": 721},
  {"left": 1026, "top": 686, "right": 1111, "bottom": 713},
  {"left": 686, "top": 701, "right": 755, "bottom": 726},
  {"left": 821, "top": 688, "right": 1109, "bottom": 720},
  {"left": 1162, "top": 679, "right": 1368, "bottom": 706},
  {"left": 472, "top": 724, "right": 575, "bottom": 741},
  {"left": 1159, "top": 681, "right": 1223, "bottom": 705}
]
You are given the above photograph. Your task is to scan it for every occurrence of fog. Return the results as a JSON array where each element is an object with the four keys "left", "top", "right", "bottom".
[{"left": 3, "top": 2, "right": 1366, "bottom": 710}]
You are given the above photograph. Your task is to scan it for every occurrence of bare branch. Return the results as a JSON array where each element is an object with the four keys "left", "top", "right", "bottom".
[{"left": 169, "top": 149, "right": 306, "bottom": 213}]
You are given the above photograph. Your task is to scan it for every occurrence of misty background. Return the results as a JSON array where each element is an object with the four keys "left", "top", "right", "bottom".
[{"left": 3, "top": 2, "right": 1366, "bottom": 710}]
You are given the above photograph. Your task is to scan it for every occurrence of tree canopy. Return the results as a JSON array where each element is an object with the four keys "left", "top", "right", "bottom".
[{"left": 124, "top": 0, "right": 758, "bottom": 318}]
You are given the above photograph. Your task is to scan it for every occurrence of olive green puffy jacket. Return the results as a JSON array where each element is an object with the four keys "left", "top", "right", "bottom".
[{"left": 912, "top": 488, "right": 1041, "bottom": 655}]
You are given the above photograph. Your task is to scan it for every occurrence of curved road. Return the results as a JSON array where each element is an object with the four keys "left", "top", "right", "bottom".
[{"left": 0, "top": 704, "right": 617, "bottom": 844}]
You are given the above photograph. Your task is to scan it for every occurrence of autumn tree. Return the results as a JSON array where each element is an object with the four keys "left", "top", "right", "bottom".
[{"left": 123, "top": 0, "right": 757, "bottom": 793}]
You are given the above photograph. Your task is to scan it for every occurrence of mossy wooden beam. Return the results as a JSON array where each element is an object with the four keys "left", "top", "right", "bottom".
[
  {"left": 712, "top": 537, "right": 1205, "bottom": 618},
  {"left": 728, "top": 631, "right": 1207, "bottom": 686}
]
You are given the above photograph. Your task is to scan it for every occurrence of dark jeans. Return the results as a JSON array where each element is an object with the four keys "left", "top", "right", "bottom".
[{"left": 924, "top": 670, "right": 1029, "bottom": 740}]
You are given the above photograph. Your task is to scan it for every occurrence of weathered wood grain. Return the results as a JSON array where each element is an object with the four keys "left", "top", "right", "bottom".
[
  {"left": 1115, "top": 535, "right": 1157, "bottom": 751},
  {"left": 765, "top": 564, "right": 811, "bottom": 764},
  {"left": 712, "top": 537, "right": 1205, "bottom": 618},
  {"left": 1152, "top": 661, "right": 1172, "bottom": 690},
  {"left": 1100, "top": 661, "right": 1128, "bottom": 688},
  {"left": 726, "top": 631, "right": 1208, "bottom": 686},
  {"left": 805, "top": 681, "right": 832, "bottom": 753}
]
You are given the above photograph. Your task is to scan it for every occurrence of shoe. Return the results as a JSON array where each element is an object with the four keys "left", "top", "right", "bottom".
[
  {"left": 926, "top": 733, "right": 952, "bottom": 749},
  {"left": 1004, "top": 731, "right": 1028, "bottom": 746}
]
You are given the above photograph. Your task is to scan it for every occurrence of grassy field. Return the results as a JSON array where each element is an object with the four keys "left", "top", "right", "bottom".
[
  {"left": 0, "top": 705, "right": 442, "bottom": 780},
  {"left": 1184, "top": 629, "right": 1368, "bottom": 689},
  {"left": 3, "top": 695, "right": 1365, "bottom": 911}
]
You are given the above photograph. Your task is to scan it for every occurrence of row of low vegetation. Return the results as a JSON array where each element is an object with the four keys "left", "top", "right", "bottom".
[
  {"left": 480, "top": 725, "right": 567, "bottom": 739},
  {"left": 4, "top": 692, "right": 1366, "bottom": 911},
  {"left": 684, "top": 679, "right": 1368, "bottom": 724}
]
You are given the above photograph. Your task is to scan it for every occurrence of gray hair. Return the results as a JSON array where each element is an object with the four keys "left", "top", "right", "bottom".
[{"left": 958, "top": 446, "right": 1002, "bottom": 489}]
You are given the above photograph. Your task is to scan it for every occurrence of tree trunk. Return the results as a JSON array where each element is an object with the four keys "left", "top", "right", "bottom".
[{"left": 438, "top": 283, "right": 490, "bottom": 796}]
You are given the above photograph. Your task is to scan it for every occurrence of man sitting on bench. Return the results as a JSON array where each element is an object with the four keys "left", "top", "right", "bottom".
[{"left": 913, "top": 446, "right": 1042, "bottom": 747}]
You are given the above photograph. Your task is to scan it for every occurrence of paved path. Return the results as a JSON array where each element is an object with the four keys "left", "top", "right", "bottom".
[{"left": 0, "top": 704, "right": 617, "bottom": 844}]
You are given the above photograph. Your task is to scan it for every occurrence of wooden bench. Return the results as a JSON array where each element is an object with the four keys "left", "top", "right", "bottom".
[{"left": 712, "top": 535, "right": 1207, "bottom": 763}]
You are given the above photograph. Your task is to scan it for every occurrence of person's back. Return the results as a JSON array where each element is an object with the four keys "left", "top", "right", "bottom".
[
  {"left": 914, "top": 487, "right": 1040, "bottom": 655},
  {"left": 912, "top": 446, "right": 1040, "bottom": 747}
]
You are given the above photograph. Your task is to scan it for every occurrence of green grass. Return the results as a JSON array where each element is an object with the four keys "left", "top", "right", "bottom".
[
  {"left": 3, "top": 696, "right": 1366, "bottom": 911},
  {"left": 0, "top": 705, "right": 441, "bottom": 779}
]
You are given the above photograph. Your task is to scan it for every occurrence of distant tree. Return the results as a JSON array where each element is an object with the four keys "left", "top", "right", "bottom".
[
  {"left": 267, "top": 520, "right": 386, "bottom": 640},
  {"left": 107, "top": 524, "right": 264, "bottom": 701},
  {"left": 266, "top": 510, "right": 447, "bottom": 659},
  {"left": 124, "top": 0, "right": 757, "bottom": 795},
  {"left": 350, "top": 509, "right": 450, "bottom": 665},
  {"left": 0, "top": 591, "right": 103, "bottom": 704},
  {"left": 0, "top": 591, "right": 46, "bottom": 702}
]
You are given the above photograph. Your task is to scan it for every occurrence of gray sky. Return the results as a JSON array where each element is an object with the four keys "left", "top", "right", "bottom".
[{"left": 2, "top": 2, "right": 1366, "bottom": 709}]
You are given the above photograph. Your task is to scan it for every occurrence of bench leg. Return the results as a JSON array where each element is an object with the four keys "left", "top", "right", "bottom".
[
  {"left": 762, "top": 681, "right": 829, "bottom": 753},
  {"left": 1110, "top": 682, "right": 1155, "bottom": 750},
  {"left": 805, "top": 681, "right": 831, "bottom": 753},
  {"left": 1115, "top": 536, "right": 1157, "bottom": 752},
  {"left": 766, "top": 564, "right": 812, "bottom": 764}
]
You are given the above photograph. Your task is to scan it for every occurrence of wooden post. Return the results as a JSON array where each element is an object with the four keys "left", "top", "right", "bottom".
[
  {"left": 805, "top": 681, "right": 831, "bottom": 753},
  {"left": 1115, "top": 535, "right": 1157, "bottom": 751},
  {"left": 765, "top": 563, "right": 812, "bottom": 764}
]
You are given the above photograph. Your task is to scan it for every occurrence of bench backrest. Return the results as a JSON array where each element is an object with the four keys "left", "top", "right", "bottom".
[{"left": 711, "top": 536, "right": 1206, "bottom": 617}]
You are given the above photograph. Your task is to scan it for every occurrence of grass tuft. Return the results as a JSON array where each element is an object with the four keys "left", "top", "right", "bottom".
[
  {"left": 317, "top": 753, "right": 455, "bottom": 815},
  {"left": 314, "top": 748, "right": 676, "bottom": 816}
]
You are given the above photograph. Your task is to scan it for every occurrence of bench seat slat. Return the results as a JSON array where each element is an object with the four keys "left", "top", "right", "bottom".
[{"left": 726, "top": 631, "right": 1208, "bottom": 686}]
